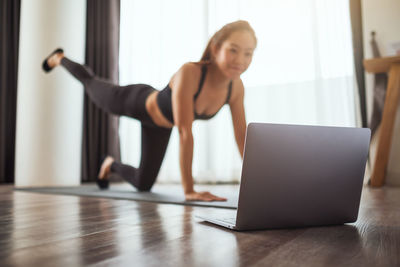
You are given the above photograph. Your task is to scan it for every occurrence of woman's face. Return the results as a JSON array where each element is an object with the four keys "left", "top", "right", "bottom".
[{"left": 213, "top": 30, "right": 256, "bottom": 79}]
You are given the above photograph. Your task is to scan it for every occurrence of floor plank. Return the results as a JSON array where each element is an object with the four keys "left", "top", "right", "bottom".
[{"left": 0, "top": 184, "right": 399, "bottom": 267}]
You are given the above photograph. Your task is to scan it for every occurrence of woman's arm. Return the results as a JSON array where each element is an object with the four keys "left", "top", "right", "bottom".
[
  {"left": 229, "top": 79, "right": 247, "bottom": 159},
  {"left": 171, "top": 64, "right": 196, "bottom": 194},
  {"left": 172, "top": 63, "right": 226, "bottom": 201}
]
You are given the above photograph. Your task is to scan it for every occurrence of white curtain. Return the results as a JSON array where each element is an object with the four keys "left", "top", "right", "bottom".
[{"left": 119, "top": 0, "right": 357, "bottom": 183}]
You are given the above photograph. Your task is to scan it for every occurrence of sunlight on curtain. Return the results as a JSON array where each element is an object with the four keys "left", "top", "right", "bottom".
[{"left": 119, "top": 0, "right": 356, "bottom": 183}]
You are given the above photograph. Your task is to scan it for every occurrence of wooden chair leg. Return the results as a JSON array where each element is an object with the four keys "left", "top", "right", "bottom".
[{"left": 370, "top": 63, "right": 400, "bottom": 187}]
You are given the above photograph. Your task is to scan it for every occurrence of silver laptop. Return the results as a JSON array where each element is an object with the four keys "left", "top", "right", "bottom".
[{"left": 196, "top": 122, "right": 371, "bottom": 231}]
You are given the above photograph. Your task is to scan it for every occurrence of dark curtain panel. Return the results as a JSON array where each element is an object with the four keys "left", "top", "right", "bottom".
[
  {"left": 349, "top": 0, "right": 367, "bottom": 128},
  {"left": 0, "top": 0, "right": 20, "bottom": 184},
  {"left": 82, "top": 0, "right": 121, "bottom": 182}
]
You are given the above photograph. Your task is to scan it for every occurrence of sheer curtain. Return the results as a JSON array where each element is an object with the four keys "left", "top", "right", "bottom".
[{"left": 119, "top": 0, "right": 357, "bottom": 183}]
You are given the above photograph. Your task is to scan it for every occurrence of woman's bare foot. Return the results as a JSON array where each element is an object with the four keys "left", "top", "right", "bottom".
[
  {"left": 42, "top": 49, "right": 64, "bottom": 72},
  {"left": 46, "top": 52, "right": 64, "bottom": 69},
  {"left": 98, "top": 156, "right": 115, "bottom": 180}
]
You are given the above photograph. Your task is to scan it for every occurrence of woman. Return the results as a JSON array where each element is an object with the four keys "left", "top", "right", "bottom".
[{"left": 42, "top": 20, "right": 257, "bottom": 202}]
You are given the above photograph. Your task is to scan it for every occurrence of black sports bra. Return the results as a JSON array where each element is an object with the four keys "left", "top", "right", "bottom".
[{"left": 157, "top": 65, "right": 233, "bottom": 124}]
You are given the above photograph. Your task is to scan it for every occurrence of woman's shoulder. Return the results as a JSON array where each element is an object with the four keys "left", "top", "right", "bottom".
[
  {"left": 170, "top": 62, "right": 203, "bottom": 89},
  {"left": 177, "top": 62, "right": 202, "bottom": 78},
  {"left": 229, "top": 77, "right": 245, "bottom": 104},
  {"left": 231, "top": 77, "right": 244, "bottom": 92}
]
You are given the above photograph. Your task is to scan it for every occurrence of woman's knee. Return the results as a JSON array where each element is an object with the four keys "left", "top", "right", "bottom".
[
  {"left": 135, "top": 172, "right": 156, "bottom": 191},
  {"left": 136, "top": 182, "right": 153, "bottom": 192}
]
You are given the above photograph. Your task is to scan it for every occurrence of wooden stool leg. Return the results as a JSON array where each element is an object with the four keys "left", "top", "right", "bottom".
[{"left": 371, "top": 63, "right": 400, "bottom": 187}]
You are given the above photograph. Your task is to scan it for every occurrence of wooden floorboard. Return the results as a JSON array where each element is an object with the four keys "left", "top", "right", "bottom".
[{"left": 0, "top": 184, "right": 399, "bottom": 267}]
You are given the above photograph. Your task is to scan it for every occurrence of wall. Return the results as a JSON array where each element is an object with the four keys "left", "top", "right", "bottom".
[
  {"left": 15, "top": 0, "right": 86, "bottom": 187},
  {"left": 362, "top": 0, "right": 400, "bottom": 186}
]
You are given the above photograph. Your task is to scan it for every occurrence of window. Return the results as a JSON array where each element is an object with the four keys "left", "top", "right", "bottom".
[{"left": 119, "top": 0, "right": 357, "bottom": 183}]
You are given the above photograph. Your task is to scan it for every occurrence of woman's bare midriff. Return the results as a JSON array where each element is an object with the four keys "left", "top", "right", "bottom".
[{"left": 145, "top": 91, "right": 174, "bottom": 129}]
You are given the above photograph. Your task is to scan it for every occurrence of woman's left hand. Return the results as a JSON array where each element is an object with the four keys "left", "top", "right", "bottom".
[{"left": 185, "top": 191, "right": 227, "bottom": 202}]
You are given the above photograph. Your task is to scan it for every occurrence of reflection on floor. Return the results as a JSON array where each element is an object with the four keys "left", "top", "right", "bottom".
[{"left": 0, "top": 183, "right": 399, "bottom": 267}]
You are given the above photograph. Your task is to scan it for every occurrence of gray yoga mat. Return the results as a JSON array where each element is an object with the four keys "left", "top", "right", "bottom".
[{"left": 15, "top": 185, "right": 238, "bottom": 209}]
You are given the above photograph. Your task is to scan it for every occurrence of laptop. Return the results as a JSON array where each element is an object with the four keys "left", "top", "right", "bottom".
[{"left": 195, "top": 122, "right": 371, "bottom": 231}]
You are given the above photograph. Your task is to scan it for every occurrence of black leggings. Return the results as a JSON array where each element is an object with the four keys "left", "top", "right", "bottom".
[{"left": 61, "top": 57, "right": 172, "bottom": 191}]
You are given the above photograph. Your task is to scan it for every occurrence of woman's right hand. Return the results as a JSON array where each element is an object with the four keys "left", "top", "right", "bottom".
[{"left": 185, "top": 191, "right": 227, "bottom": 202}]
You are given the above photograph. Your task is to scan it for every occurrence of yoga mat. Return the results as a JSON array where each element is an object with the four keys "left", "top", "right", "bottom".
[{"left": 15, "top": 185, "right": 238, "bottom": 209}]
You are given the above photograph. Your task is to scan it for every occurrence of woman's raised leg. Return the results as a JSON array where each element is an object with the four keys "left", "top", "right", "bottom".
[
  {"left": 43, "top": 51, "right": 156, "bottom": 122},
  {"left": 61, "top": 57, "right": 156, "bottom": 118}
]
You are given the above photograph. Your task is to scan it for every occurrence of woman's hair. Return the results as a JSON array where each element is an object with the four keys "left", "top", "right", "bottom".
[{"left": 199, "top": 20, "right": 257, "bottom": 64}]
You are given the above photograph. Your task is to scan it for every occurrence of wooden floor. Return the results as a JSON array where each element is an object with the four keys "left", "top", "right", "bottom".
[{"left": 1, "top": 184, "right": 399, "bottom": 267}]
